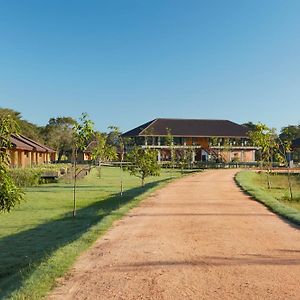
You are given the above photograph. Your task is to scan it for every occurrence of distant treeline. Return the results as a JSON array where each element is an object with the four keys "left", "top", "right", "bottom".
[{"left": 1, "top": 107, "right": 300, "bottom": 161}]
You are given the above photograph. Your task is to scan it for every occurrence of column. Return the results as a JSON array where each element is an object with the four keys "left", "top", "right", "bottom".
[
  {"left": 192, "top": 149, "right": 196, "bottom": 163},
  {"left": 20, "top": 151, "right": 25, "bottom": 168},
  {"left": 31, "top": 151, "right": 36, "bottom": 166},
  {"left": 26, "top": 151, "right": 32, "bottom": 166}
]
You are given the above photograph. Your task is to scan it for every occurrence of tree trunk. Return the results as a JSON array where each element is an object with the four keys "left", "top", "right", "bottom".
[
  {"left": 287, "top": 167, "right": 293, "bottom": 201},
  {"left": 141, "top": 177, "right": 145, "bottom": 187},
  {"left": 267, "top": 160, "right": 271, "bottom": 189},
  {"left": 98, "top": 161, "right": 102, "bottom": 178},
  {"left": 58, "top": 150, "right": 64, "bottom": 162},
  {"left": 120, "top": 157, "right": 123, "bottom": 196},
  {"left": 73, "top": 150, "right": 77, "bottom": 218},
  {"left": 266, "top": 172, "right": 271, "bottom": 189}
]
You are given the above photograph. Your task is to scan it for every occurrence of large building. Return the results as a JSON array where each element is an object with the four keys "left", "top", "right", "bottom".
[
  {"left": 122, "top": 118, "right": 257, "bottom": 163},
  {"left": 9, "top": 134, "right": 56, "bottom": 168}
]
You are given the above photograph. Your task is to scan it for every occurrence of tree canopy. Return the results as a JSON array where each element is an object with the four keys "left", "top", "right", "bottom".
[
  {"left": 42, "top": 116, "right": 77, "bottom": 161},
  {"left": 0, "top": 108, "right": 42, "bottom": 142},
  {"left": 126, "top": 147, "right": 160, "bottom": 186}
]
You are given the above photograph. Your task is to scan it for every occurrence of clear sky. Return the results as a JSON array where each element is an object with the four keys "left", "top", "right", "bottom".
[{"left": 0, "top": 0, "right": 299, "bottom": 132}]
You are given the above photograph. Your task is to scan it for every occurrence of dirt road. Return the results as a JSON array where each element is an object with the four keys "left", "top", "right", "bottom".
[{"left": 48, "top": 170, "right": 300, "bottom": 300}]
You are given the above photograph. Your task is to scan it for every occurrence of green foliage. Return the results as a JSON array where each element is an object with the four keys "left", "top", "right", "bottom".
[
  {"left": 42, "top": 116, "right": 77, "bottom": 161},
  {"left": 0, "top": 108, "right": 43, "bottom": 142},
  {"left": 72, "top": 113, "right": 94, "bottom": 152},
  {"left": 91, "top": 132, "right": 118, "bottom": 163},
  {"left": 0, "top": 114, "right": 24, "bottom": 212},
  {"left": 9, "top": 164, "right": 70, "bottom": 187},
  {"left": 9, "top": 168, "right": 42, "bottom": 187},
  {"left": 249, "top": 123, "right": 278, "bottom": 165},
  {"left": 242, "top": 121, "right": 257, "bottom": 132},
  {"left": 106, "top": 125, "right": 132, "bottom": 160},
  {"left": 91, "top": 132, "right": 117, "bottom": 178},
  {"left": 249, "top": 122, "right": 279, "bottom": 188},
  {"left": 279, "top": 125, "right": 300, "bottom": 162},
  {"left": 126, "top": 147, "right": 160, "bottom": 186},
  {"left": 279, "top": 125, "right": 300, "bottom": 142},
  {"left": 0, "top": 167, "right": 24, "bottom": 212}
]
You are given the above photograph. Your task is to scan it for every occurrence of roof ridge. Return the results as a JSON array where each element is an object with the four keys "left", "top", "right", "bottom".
[
  {"left": 155, "top": 118, "right": 232, "bottom": 121},
  {"left": 139, "top": 119, "right": 159, "bottom": 135},
  {"left": 18, "top": 134, "right": 55, "bottom": 152}
]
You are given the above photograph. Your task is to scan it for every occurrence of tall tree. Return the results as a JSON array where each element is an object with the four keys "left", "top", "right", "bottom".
[
  {"left": 279, "top": 125, "right": 300, "bottom": 142},
  {"left": 0, "top": 114, "right": 24, "bottom": 212},
  {"left": 0, "top": 108, "right": 42, "bottom": 141},
  {"left": 43, "top": 116, "right": 77, "bottom": 161},
  {"left": 243, "top": 121, "right": 257, "bottom": 132},
  {"left": 279, "top": 125, "right": 300, "bottom": 163}
]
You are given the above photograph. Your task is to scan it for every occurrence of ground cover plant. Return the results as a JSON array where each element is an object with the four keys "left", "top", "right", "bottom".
[
  {"left": 9, "top": 164, "right": 70, "bottom": 187},
  {"left": 0, "top": 166, "right": 183, "bottom": 300},
  {"left": 236, "top": 171, "right": 300, "bottom": 225}
]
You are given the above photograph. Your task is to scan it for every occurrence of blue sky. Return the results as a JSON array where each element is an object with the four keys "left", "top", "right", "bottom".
[{"left": 0, "top": 0, "right": 299, "bottom": 132}]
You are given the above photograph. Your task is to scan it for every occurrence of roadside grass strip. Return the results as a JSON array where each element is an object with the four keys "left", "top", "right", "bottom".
[{"left": 235, "top": 171, "right": 300, "bottom": 226}]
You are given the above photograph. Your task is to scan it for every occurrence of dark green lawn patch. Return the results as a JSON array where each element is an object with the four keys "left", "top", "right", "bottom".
[
  {"left": 0, "top": 167, "right": 184, "bottom": 300},
  {"left": 235, "top": 171, "right": 300, "bottom": 226}
]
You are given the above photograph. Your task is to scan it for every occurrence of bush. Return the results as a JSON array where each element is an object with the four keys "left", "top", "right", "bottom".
[
  {"left": 9, "top": 168, "right": 42, "bottom": 187},
  {"left": 9, "top": 164, "right": 71, "bottom": 187}
]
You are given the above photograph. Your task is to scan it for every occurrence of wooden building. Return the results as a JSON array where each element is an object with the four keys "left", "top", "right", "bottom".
[
  {"left": 9, "top": 134, "right": 56, "bottom": 168},
  {"left": 122, "top": 118, "right": 258, "bottom": 163}
]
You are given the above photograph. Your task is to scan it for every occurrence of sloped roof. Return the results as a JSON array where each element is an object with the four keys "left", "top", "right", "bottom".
[
  {"left": 11, "top": 134, "right": 56, "bottom": 153},
  {"left": 19, "top": 135, "right": 56, "bottom": 153},
  {"left": 122, "top": 118, "right": 249, "bottom": 138},
  {"left": 11, "top": 135, "right": 33, "bottom": 151},
  {"left": 84, "top": 141, "right": 98, "bottom": 153}
]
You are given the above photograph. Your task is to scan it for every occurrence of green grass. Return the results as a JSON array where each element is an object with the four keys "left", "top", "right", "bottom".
[
  {"left": 0, "top": 167, "right": 186, "bottom": 300},
  {"left": 235, "top": 171, "right": 300, "bottom": 226}
]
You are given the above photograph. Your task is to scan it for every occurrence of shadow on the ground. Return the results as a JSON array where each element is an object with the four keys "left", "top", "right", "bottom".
[
  {"left": 0, "top": 179, "right": 168, "bottom": 299},
  {"left": 128, "top": 213, "right": 274, "bottom": 217},
  {"left": 110, "top": 254, "right": 300, "bottom": 272}
]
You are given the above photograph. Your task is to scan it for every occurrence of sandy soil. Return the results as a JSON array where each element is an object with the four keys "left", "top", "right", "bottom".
[{"left": 48, "top": 169, "right": 300, "bottom": 300}]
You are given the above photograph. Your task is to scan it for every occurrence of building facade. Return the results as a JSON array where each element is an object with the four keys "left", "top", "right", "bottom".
[
  {"left": 122, "top": 118, "right": 257, "bottom": 163},
  {"left": 9, "top": 134, "right": 56, "bottom": 168}
]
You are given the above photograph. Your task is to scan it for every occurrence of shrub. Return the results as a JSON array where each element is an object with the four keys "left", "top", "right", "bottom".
[{"left": 9, "top": 168, "right": 42, "bottom": 187}]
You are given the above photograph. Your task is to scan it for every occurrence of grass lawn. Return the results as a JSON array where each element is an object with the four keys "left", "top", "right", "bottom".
[
  {"left": 236, "top": 171, "right": 300, "bottom": 225},
  {"left": 0, "top": 166, "right": 185, "bottom": 300}
]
